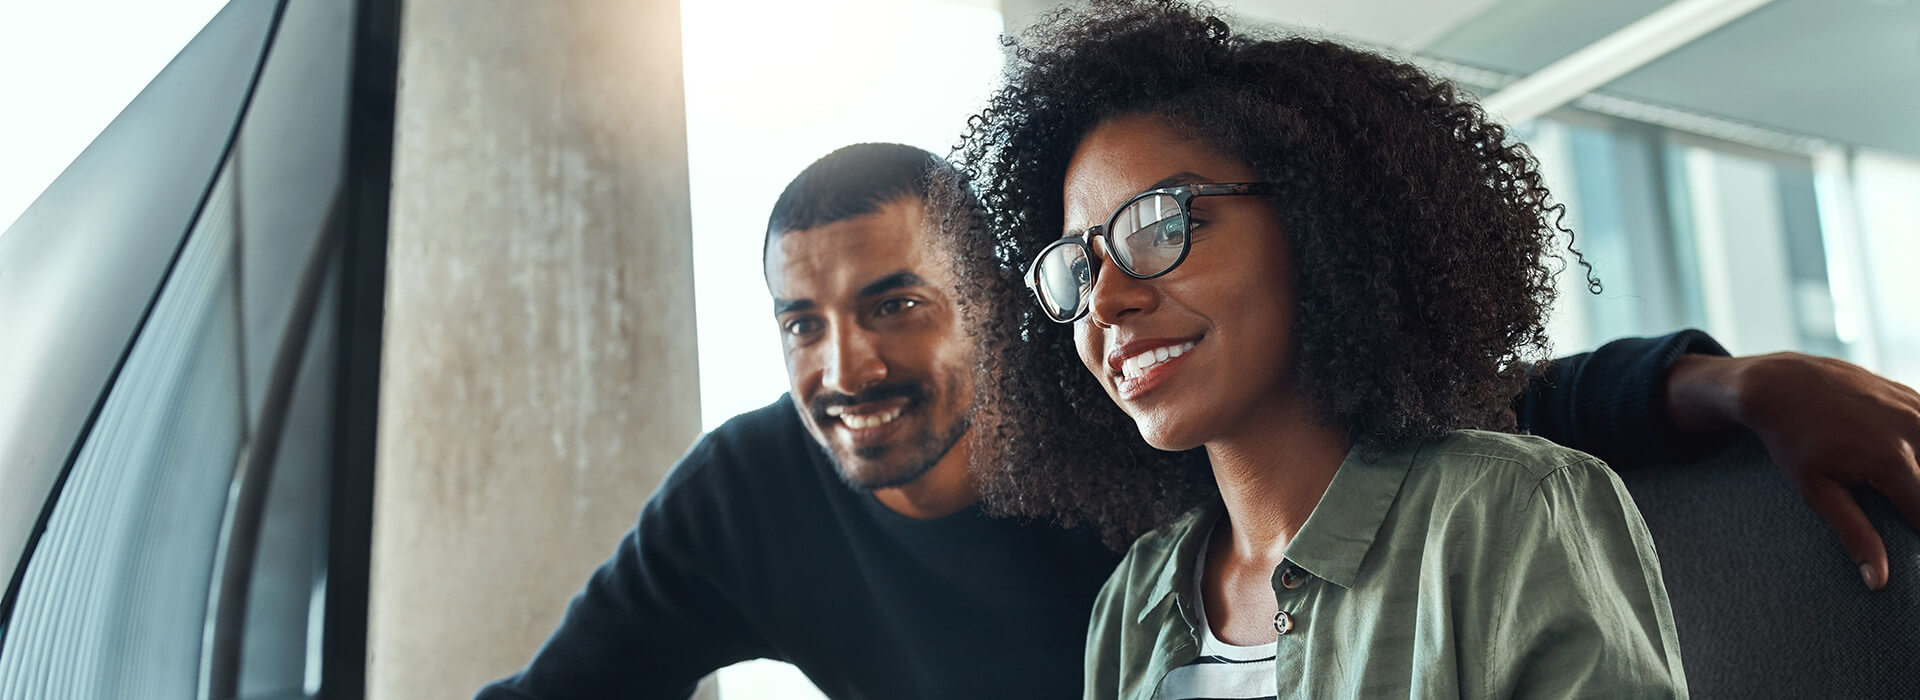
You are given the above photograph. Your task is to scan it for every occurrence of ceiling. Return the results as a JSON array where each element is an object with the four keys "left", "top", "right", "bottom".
[{"left": 999, "top": 0, "right": 1920, "bottom": 158}]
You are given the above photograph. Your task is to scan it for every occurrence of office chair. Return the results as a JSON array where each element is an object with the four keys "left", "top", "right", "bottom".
[{"left": 1620, "top": 436, "right": 1920, "bottom": 699}]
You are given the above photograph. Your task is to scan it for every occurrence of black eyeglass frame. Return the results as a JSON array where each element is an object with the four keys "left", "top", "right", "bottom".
[{"left": 1024, "top": 181, "right": 1277, "bottom": 323}]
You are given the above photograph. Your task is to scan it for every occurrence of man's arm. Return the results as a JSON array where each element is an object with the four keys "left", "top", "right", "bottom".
[
  {"left": 1517, "top": 330, "right": 1920, "bottom": 590},
  {"left": 476, "top": 440, "right": 770, "bottom": 699},
  {"left": 1663, "top": 351, "right": 1920, "bottom": 590},
  {"left": 1515, "top": 330, "right": 1729, "bottom": 467}
]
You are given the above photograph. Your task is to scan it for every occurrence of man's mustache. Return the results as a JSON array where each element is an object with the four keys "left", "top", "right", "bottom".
[{"left": 811, "top": 381, "right": 928, "bottom": 421}]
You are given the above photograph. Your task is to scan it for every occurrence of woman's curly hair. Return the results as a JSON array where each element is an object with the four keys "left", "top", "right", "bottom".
[{"left": 938, "top": 0, "right": 1595, "bottom": 548}]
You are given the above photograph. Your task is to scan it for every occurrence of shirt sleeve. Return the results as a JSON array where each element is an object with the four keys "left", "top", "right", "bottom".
[
  {"left": 1480, "top": 458, "right": 1690, "bottom": 699},
  {"left": 1083, "top": 561, "right": 1131, "bottom": 700},
  {"left": 474, "top": 437, "right": 770, "bottom": 699},
  {"left": 1514, "top": 329, "right": 1730, "bottom": 468}
]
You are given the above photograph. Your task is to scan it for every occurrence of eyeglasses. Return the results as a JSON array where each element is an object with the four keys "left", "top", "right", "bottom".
[{"left": 1024, "top": 182, "right": 1275, "bottom": 323}]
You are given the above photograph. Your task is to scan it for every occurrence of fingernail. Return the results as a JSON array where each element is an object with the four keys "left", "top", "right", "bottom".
[{"left": 1860, "top": 564, "right": 1883, "bottom": 590}]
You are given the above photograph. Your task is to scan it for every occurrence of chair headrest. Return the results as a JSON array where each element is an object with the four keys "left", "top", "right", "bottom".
[{"left": 1618, "top": 436, "right": 1920, "bottom": 699}]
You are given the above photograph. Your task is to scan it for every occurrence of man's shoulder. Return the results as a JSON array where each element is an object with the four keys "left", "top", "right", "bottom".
[
  {"left": 679, "top": 395, "right": 813, "bottom": 466},
  {"left": 707, "top": 394, "right": 811, "bottom": 444},
  {"left": 650, "top": 394, "right": 825, "bottom": 504}
]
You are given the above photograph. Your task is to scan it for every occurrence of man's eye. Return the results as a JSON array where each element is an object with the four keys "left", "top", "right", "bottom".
[
  {"left": 876, "top": 298, "right": 920, "bottom": 316},
  {"left": 783, "top": 318, "right": 822, "bottom": 336}
]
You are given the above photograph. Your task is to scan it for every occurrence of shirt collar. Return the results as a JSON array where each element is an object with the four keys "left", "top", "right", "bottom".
[
  {"left": 1281, "top": 441, "right": 1422, "bottom": 589},
  {"left": 1138, "top": 440, "right": 1422, "bottom": 617},
  {"left": 1128, "top": 439, "right": 1420, "bottom": 613},
  {"left": 1139, "top": 505, "right": 1220, "bottom": 625}
]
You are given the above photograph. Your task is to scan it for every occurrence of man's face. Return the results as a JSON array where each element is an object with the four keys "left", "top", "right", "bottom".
[{"left": 765, "top": 197, "right": 974, "bottom": 490}]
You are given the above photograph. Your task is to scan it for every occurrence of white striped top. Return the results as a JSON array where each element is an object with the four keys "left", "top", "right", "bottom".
[{"left": 1153, "top": 537, "right": 1278, "bottom": 700}]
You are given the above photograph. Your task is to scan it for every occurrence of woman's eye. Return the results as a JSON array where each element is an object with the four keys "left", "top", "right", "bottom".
[
  {"left": 1150, "top": 217, "right": 1186, "bottom": 246},
  {"left": 1124, "top": 220, "right": 1181, "bottom": 249},
  {"left": 876, "top": 298, "right": 920, "bottom": 316}
]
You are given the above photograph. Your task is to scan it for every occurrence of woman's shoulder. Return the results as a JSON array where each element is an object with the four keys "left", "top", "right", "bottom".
[
  {"left": 1392, "top": 434, "right": 1684, "bottom": 697},
  {"left": 1416, "top": 429, "right": 1604, "bottom": 478},
  {"left": 1400, "top": 429, "right": 1632, "bottom": 527}
]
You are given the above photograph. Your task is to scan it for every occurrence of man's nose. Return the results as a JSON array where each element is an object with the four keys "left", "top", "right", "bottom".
[{"left": 822, "top": 321, "right": 887, "bottom": 396}]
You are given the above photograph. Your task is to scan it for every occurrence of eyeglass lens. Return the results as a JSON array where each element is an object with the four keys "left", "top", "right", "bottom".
[
  {"left": 1109, "top": 193, "right": 1186, "bottom": 278},
  {"left": 1033, "top": 193, "right": 1189, "bottom": 320},
  {"left": 1035, "top": 242, "right": 1091, "bottom": 320}
]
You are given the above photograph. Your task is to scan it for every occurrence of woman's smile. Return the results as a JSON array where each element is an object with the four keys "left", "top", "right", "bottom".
[{"left": 1107, "top": 336, "right": 1202, "bottom": 400}]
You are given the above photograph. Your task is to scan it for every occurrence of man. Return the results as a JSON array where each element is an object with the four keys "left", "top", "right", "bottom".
[{"left": 478, "top": 143, "right": 1920, "bottom": 699}]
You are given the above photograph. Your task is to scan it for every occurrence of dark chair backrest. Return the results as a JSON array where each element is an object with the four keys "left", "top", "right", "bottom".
[{"left": 1619, "top": 436, "right": 1920, "bottom": 699}]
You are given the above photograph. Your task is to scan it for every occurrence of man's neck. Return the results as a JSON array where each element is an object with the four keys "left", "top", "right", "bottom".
[{"left": 873, "top": 439, "right": 981, "bottom": 519}]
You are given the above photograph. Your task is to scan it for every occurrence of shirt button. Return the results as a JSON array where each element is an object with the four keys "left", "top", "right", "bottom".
[
  {"left": 1274, "top": 610, "right": 1295, "bottom": 635},
  {"left": 1279, "top": 563, "right": 1309, "bottom": 590}
]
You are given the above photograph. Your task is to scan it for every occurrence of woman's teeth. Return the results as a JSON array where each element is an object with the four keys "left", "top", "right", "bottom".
[
  {"left": 1120, "top": 341, "right": 1195, "bottom": 380},
  {"left": 837, "top": 407, "right": 904, "bottom": 430}
]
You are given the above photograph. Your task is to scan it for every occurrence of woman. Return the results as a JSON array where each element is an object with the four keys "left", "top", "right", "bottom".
[{"left": 944, "top": 1, "right": 1687, "bottom": 697}]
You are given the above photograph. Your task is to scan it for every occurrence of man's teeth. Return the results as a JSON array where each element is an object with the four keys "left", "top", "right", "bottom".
[
  {"left": 1120, "top": 341, "right": 1196, "bottom": 380},
  {"left": 838, "top": 407, "right": 904, "bottom": 430}
]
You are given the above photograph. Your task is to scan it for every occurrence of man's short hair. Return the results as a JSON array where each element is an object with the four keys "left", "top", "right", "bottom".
[{"left": 764, "top": 143, "right": 940, "bottom": 260}]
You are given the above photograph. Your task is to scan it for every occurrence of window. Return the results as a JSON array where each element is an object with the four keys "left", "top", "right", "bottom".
[{"left": 1520, "top": 114, "right": 1860, "bottom": 363}]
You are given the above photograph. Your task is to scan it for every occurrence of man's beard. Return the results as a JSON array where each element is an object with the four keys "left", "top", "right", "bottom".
[
  {"left": 810, "top": 378, "right": 974, "bottom": 491},
  {"left": 838, "top": 409, "right": 972, "bottom": 491}
]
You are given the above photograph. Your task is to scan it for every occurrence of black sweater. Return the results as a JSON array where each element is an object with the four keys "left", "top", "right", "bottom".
[{"left": 478, "top": 330, "right": 1728, "bottom": 699}]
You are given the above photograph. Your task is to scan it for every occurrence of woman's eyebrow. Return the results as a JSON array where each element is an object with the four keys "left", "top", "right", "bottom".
[
  {"left": 1064, "top": 171, "right": 1219, "bottom": 232},
  {"left": 1145, "top": 171, "right": 1214, "bottom": 190}
]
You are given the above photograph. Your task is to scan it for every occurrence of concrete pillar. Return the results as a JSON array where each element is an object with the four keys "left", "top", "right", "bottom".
[{"left": 371, "top": 1, "right": 703, "bottom": 698}]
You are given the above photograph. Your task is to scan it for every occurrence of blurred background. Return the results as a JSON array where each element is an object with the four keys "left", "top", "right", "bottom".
[
  {"left": 685, "top": 0, "right": 1920, "bottom": 442},
  {"left": 1, "top": 0, "right": 1914, "bottom": 697}
]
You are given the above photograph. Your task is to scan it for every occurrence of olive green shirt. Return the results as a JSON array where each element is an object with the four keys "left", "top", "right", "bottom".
[{"left": 1085, "top": 430, "right": 1688, "bottom": 699}]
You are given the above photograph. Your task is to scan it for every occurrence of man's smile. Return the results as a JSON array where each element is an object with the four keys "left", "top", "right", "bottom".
[{"left": 825, "top": 396, "right": 912, "bottom": 434}]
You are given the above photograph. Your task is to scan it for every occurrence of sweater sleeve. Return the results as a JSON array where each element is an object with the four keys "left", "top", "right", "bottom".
[
  {"left": 475, "top": 435, "right": 770, "bottom": 699},
  {"left": 1513, "top": 329, "right": 1731, "bottom": 469}
]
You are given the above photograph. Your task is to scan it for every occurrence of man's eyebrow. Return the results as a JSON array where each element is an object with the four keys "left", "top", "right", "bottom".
[
  {"left": 773, "top": 298, "right": 814, "bottom": 315},
  {"left": 1147, "top": 171, "right": 1214, "bottom": 190},
  {"left": 858, "top": 271, "right": 928, "bottom": 298}
]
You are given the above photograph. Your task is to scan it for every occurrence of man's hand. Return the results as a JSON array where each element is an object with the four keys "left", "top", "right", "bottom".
[{"left": 1667, "top": 352, "right": 1920, "bottom": 590}]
